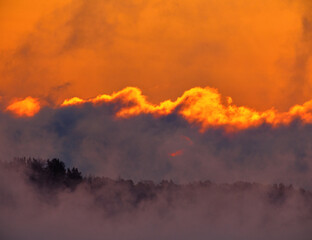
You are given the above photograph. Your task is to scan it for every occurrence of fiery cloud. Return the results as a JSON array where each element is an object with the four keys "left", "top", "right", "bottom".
[
  {"left": 60, "top": 86, "right": 312, "bottom": 131},
  {"left": 6, "top": 97, "right": 40, "bottom": 117},
  {"left": 1, "top": 90, "right": 312, "bottom": 188},
  {"left": 5, "top": 85, "right": 312, "bottom": 131},
  {"left": 6, "top": 85, "right": 312, "bottom": 130}
]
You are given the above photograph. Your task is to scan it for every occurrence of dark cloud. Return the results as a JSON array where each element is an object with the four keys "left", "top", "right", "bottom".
[{"left": 0, "top": 102, "right": 312, "bottom": 189}]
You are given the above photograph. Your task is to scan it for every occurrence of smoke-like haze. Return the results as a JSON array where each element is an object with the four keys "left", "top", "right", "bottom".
[{"left": 0, "top": 160, "right": 311, "bottom": 240}]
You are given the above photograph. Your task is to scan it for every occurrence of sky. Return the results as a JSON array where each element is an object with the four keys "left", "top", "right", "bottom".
[{"left": 1, "top": 0, "right": 312, "bottom": 111}]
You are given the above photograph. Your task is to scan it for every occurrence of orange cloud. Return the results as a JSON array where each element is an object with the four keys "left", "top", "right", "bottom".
[
  {"left": 61, "top": 86, "right": 312, "bottom": 131},
  {"left": 6, "top": 97, "right": 40, "bottom": 117}
]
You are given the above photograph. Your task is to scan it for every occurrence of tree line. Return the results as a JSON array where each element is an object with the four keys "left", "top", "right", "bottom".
[{"left": 2, "top": 157, "right": 312, "bottom": 213}]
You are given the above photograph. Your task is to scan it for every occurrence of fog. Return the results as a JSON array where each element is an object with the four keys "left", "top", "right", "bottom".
[{"left": 0, "top": 160, "right": 311, "bottom": 240}]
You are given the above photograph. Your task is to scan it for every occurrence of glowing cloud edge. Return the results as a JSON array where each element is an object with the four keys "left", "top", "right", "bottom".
[{"left": 6, "top": 86, "right": 312, "bottom": 131}]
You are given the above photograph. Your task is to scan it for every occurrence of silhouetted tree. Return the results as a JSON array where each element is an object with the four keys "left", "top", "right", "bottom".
[
  {"left": 67, "top": 167, "right": 82, "bottom": 180},
  {"left": 66, "top": 167, "right": 83, "bottom": 189},
  {"left": 3, "top": 157, "right": 312, "bottom": 214},
  {"left": 28, "top": 158, "right": 44, "bottom": 173},
  {"left": 45, "top": 159, "right": 66, "bottom": 186},
  {"left": 268, "top": 183, "right": 287, "bottom": 205}
]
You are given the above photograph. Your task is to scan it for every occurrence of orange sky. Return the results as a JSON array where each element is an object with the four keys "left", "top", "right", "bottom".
[{"left": 1, "top": 0, "right": 312, "bottom": 111}]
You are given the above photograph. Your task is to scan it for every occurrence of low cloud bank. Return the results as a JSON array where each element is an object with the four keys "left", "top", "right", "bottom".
[{"left": 0, "top": 102, "right": 312, "bottom": 189}]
